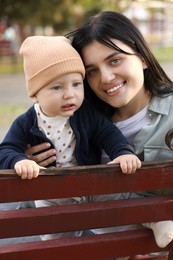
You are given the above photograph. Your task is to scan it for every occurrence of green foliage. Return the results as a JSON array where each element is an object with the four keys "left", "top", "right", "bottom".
[{"left": 0, "top": 0, "right": 122, "bottom": 33}]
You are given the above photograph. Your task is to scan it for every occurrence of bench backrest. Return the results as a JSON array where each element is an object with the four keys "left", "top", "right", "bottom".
[{"left": 0, "top": 161, "right": 173, "bottom": 259}]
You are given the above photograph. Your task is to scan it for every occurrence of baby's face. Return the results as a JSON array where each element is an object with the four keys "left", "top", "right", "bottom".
[{"left": 34, "top": 73, "right": 84, "bottom": 117}]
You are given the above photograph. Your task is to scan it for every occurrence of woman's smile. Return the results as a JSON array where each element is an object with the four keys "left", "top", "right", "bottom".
[{"left": 106, "top": 81, "right": 126, "bottom": 94}]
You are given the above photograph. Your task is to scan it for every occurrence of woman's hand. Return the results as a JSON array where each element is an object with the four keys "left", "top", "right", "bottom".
[{"left": 25, "top": 143, "right": 57, "bottom": 167}]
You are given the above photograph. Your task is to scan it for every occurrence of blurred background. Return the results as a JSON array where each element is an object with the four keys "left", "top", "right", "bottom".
[
  {"left": 1, "top": 0, "right": 173, "bottom": 42},
  {"left": 0, "top": 0, "right": 173, "bottom": 141},
  {"left": 1, "top": 0, "right": 173, "bottom": 71}
]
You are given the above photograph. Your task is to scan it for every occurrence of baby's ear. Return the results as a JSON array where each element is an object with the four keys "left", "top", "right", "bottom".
[{"left": 31, "top": 95, "right": 38, "bottom": 103}]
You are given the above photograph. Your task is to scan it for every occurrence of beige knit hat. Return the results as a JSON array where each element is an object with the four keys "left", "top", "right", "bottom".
[{"left": 19, "top": 36, "right": 85, "bottom": 97}]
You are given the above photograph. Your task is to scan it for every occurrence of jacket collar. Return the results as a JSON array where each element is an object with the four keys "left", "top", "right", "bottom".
[{"left": 149, "top": 95, "right": 173, "bottom": 115}]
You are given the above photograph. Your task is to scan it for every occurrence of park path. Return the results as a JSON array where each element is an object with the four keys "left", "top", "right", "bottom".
[{"left": 0, "top": 62, "right": 173, "bottom": 141}]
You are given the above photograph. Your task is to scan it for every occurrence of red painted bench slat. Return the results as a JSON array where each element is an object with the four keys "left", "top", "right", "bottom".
[
  {"left": 0, "top": 195, "right": 173, "bottom": 239},
  {"left": 0, "top": 161, "right": 173, "bottom": 259},
  {"left": 0, "top": 230, "right": 170, "bottom": 260}
]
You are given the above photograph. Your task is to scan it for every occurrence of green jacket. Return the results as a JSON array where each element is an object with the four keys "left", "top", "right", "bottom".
[{"left": 134, "top": 94, "right": 173, "bottom": 162}]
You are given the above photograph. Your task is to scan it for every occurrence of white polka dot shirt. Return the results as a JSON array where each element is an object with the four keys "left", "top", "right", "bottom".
[{"left": 34, "top": 103, "right": 77, "bottom": 167}]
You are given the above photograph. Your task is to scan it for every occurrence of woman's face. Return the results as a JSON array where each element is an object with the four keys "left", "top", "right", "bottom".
[{"left": 82, "top": 39, "right": 147, "bottom": 110}]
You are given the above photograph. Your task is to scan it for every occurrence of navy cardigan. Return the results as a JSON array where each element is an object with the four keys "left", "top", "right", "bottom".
[{"left": 0, "top": 100, "right": 134, "bottom": 169}]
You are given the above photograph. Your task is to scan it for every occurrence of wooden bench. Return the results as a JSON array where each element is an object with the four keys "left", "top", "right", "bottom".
[{"left": 0, "top": 160, "right": 173, "bottom": 260}]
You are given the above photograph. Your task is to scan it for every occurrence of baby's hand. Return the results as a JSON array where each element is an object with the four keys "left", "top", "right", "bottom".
[
  {"left": 108, "top": 154, "right": 141, "bottom": 174},
  {"left": 14, "top": 159, "right": 44, "bottom": 179}
]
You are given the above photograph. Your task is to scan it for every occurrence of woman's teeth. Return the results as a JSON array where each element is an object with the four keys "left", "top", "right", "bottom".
[{"left": 107, "top": 82, "right": 124, "bottom": 93}]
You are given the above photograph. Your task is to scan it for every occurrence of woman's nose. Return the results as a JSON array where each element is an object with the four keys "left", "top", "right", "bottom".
[{"left": 100, "top": 68, "right": 115, "bottom": 84}]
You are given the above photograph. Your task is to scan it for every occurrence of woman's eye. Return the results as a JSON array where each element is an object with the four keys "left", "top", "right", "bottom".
[
  {"left": 111, "top": 58, "right": 120, "bottom": 64},
  {"left": 86, "top": 68, "right": 97, "bottom": 77}
]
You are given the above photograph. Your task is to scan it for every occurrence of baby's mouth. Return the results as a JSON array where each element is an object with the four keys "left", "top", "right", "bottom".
[{"left": 63, "top": 104, "right": 74, "bottom": 108}]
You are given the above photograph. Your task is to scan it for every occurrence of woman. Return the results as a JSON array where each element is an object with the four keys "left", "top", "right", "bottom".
[{"left": 26, "top": 11, "right": 173, "bottom": 257}]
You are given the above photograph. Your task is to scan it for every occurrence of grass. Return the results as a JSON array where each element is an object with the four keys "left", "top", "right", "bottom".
[
  {"left": 0, "top": 63, "right": 23, "bottom": 74},
  {"left": 0, "top": 104, "right": 27, "bottom": 127},
  {"left": 151, "top": 46, "right": 173, "bottom": 62},
  {"left": 0, "top": 55, "right": 23, "bottom": 74}
]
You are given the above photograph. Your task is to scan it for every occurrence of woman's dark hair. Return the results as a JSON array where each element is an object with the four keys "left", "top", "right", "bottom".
[{"left": 66, "top": 11, "right": 173, "bottom": 117}]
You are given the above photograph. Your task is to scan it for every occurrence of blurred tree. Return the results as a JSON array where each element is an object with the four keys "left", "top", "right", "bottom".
[{"left": 0, "top": 0, "right": 124, "bottom": 35}]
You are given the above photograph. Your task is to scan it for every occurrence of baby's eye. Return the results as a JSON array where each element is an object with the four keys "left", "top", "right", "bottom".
[
  {"left": 73, "top": 82, "right": 82, "bottom": 88},
  {"left": 53, "top": 85, "right": 62, "bottom": 91}
]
